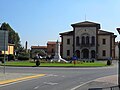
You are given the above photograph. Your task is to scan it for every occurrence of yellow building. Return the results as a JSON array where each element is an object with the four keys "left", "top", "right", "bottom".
[{"left": 2, "top": 44, "right": 15, "bottom": 55}]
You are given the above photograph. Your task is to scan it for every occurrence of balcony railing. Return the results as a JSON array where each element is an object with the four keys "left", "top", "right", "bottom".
[{"left": 78, "top": 43, "right": 95, "bottom": 48}]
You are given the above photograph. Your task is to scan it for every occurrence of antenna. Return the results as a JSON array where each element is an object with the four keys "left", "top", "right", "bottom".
[
  {"left": 85, "top": 13, "right": 86, "bottom": 21},
  {"left": 85, "top": 9, "right": 87, "bottom": 21}
]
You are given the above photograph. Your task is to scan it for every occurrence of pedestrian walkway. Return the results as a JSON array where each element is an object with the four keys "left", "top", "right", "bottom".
[{"left": 75, "top": 75, "right": 119, "bottom": 90}]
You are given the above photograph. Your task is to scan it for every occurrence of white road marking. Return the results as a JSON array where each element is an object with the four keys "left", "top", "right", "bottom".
[
  {"left": 62, "top": 76, "right": 65, "bottom": 77},
  {"left": 34, "top": 86, "right": 39, "bottom": 89},
  {"left": 48, "top": 74, "right": 58, "bottom": 76},
  {"left": 70, "top": 80, "right": 93, "bottom": 90},
  {"left": 43, "top": 82, "right": 58, "bottom": 85}
]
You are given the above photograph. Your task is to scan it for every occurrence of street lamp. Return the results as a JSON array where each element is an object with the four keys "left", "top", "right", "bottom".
[{"left": 116, "top": 28, "right": 120, "bottom": 88}]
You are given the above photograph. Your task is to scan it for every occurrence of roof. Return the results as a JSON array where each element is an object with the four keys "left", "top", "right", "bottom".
[
  {"left": 8, "top": 43, "right": 15, "bottom": 46},
  {"left": 47, "top": 41, "right": 61, "bottom": 45},
  {"left": 116, "top": 28, "right": 120, "bottom": 34},
  {"left": 98, "top": 30, "right": 114, "bottom": 35},
  {"left": 59, "top": 31, "right": 73, "bottom": 36},
  {"left": 47, "top": 41, "right": 56, "bottom": 45},
  {"left": 71, "top": 21, "right": 100, "bottom": 29},
  {"left": 31, "top": 46, "right": 47, "bottom": 49}
]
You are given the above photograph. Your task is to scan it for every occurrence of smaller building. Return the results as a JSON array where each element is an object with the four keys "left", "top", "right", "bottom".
[
  {"left": 31, "top": 46, "right": 47, "bottom": 58},
  {"left": 47, "top": 41, "right": 56, "bottom": 56},
  {"left": 47, "top": 41, "right": 62, "bottom": 57},
  {"left": 1, "top": 44, "right": 15, "bottom": 55}
]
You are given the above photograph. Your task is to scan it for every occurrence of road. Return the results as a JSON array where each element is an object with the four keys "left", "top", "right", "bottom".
[{"left": 0, "top": 64, "right": 118, "bottom": 90}]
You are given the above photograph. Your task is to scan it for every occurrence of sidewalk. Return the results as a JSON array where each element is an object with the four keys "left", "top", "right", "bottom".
[{"left": 76, "top": 75, "right": 119, "bottom": 90}]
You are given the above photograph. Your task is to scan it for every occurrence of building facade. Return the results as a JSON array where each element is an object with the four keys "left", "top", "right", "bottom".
[
  {"left": 60, "top": 21, "right": 117, "bottom": 60},
  {"left": 1, "top": 44, "right": 15, "bottom": 55},
  {"left": 31, "top": 46, "right": 47, "bottom": 58},
  {"left": 47, "top": 41, "right": 56, "bottom": 56}
]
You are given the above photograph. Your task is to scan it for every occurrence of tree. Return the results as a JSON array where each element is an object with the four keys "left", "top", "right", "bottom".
[{"left": 0, "top": 22, "right": 21, "bottom": 50}]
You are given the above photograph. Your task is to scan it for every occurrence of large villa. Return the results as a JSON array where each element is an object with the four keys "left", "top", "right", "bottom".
[{"left": 60, "top": 21, "right": 117, "bottom": 60}]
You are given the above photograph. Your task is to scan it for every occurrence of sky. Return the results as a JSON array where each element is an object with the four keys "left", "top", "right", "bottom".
[{"left": 0, "top": 0, "right": 120, "bottom": 49}]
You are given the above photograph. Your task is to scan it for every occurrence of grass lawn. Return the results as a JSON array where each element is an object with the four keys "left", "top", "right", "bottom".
[{"left": 0, "top": 60, "right": 107, "bottom": 67}]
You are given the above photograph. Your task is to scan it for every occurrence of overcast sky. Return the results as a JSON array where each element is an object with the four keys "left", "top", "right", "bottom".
[{"left": 0, "top": 0, "right": 120, "bottom": 48}]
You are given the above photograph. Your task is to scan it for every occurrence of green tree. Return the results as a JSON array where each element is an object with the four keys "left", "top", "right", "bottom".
[{"left": 0, "top": 22, "right": 21, "bottom": 50}]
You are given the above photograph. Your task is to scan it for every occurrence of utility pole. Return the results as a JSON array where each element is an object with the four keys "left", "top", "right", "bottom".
[{"left": 0, "top": 23, "right": 8, "bottom": 74}]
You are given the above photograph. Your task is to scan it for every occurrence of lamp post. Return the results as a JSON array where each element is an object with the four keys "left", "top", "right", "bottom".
[
  {"left": 3, "top": 29, "right": 6, "bottom": 74},
  {"left": 116, "top": 28, "right": 120, "bottom": 88}
]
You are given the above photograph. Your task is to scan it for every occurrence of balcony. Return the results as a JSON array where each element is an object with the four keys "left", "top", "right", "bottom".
[{"left": 79, "top": 43, "right": 95, "bottom": 48}]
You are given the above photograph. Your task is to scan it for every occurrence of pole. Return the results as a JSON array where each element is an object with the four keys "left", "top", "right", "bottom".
[
  {"left": 118, "top": 42, "right": 120, "bottom": 88},
  {"left": 3, "top": 30, "right": 6, "bottom": 74}
]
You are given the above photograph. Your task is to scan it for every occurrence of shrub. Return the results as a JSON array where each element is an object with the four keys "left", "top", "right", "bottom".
[
  {"left": 8, "top": 54, "right": 15, "bottom": 61},
  {"left": 36, "top": 60, "right": 40, "bottom": 66},
  {"left": 92, "top": 60, "right": 95, "bottom": 63},
  {"left": 107, "top": 60, "right": 111, "bottom": 65},
  {"left": 18, "top": 52, "right": 29, "bottom": 60},
  {"left": 0, "top": 57, "right": 4, "bottom": 63}
]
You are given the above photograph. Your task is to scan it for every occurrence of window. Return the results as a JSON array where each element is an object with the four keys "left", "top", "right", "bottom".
[
  {"left": 102, "top": 39, "right": 106, "bottom": 45},
  {"left": 102, "top": 50, "right": 106, "bottom": 56},
  {"left": 67, "top": 50, "right": 70, "bottom": 56},
  {"left": 82, "top": 36, "right": 85, "bottom": 44},
  {"left": 67, "top": 39, "right": 70, "bottom": 45},
  {"left": 86, "top": 36, "right": 89, "bottom": 44},
  {"left": 52, "top": 48, "right": 54, "bottom": 53},
  {"left": 91, "top": 36, "right": 95, "bottom": 45},
  {"left": 76, "top": 36, "right": 79, "bottom": 46}
]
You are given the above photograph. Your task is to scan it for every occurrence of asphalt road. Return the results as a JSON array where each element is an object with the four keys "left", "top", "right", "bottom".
[{"left": 0, "top": 64, "right": 118, "bottom": 90}]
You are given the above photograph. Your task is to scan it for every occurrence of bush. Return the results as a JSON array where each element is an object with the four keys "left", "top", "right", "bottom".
[
  {"left": 8, "top": 54, "right": 15, "bottom": 61},
  {"left": 0, "top": 54, "right": 5, "bottom": 63},
  {"left": 18, "top": 52, "right": 29, "bottom": 60},
  {"left": 18, "top": 56, "right": 29, "bottom": 60},
  {"left": 0, "top": 57, "right": 4, "bottom": 63},
  {"left": 83, "top": 60, "right": 85, "bottom": 63},
  {"left": 36, "top": 60, "right": 40, "bottom": 66},
  {"left": 92, "top": 60, "right": 95, "bottom": 63},
  {"left": 107, "top": 60, "right": 111, "bottom": 65}
]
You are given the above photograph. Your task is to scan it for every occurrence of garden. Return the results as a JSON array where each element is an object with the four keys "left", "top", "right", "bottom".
[{"left": 0, "top": 59, "right": 110, "bottom": 67}]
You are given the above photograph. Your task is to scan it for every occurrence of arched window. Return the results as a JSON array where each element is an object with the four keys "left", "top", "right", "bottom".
[
  {"left": 86, "top": 36, "right": 89, "bottom": 44},
  {"left": 91, "top": 36, "right": 95, "bottom": 45},
  {"left": 82, "top": 36, "right": 85, "bottom": 45},
  {"left": 76, "top": 36, "right": 79, "bottom": 46}
]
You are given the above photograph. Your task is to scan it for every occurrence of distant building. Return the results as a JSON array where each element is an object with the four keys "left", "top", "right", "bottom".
[
  {"left": 47, "top": 41, "right": 62, "bottom": 57},
  {"left": 60, "top": 21, "right": 117, "bottom": 60},
  {"left": 31, "top": 46, "right": 47, "bottom": 58},
  {"left": 47, "top": 41, "right": 56, "bottom": 56},
  {"left": 0, "top": 44, "right": 15, "bottom": 55},
  {"left": 115, "top": 42, "right": 119, "bottom": 60}
]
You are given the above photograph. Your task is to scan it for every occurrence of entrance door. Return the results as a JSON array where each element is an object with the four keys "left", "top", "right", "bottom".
[
  {"left": 91, "top": 50, "right": 95, "bottom": 58},
  {"left": 82, "top": 49, "right": 89, "bottom": 59}
]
